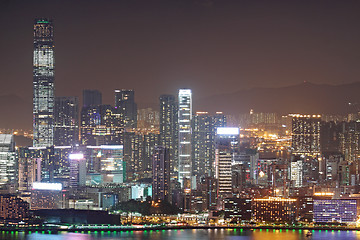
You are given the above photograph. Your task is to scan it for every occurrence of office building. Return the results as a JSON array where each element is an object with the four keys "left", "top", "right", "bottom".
[
  {"left": 0, "top": 134, "right": 16, "bottom": 191},
  {"left": 69, "top": 153, "right": 86, "bottom": 188},
  {"left": 18, "top": 148, "right": 37, "bottom": 192},
  {"left": 178, "top": 89, "right": 192, "bottom": 188},
  {"left": 86, "top": 145, "right": 125, "bottom": 184},
  {"left": 215, "top": 127, "right": 240, "bottom": 201},
  {"left": 224, "top": 197, "right": 252, "bottom": 222},
  {"left": 30, "top": 182, "right": 63, "bottom": 210},
  {"left": 291, "top": 157, "right": 303, "bottom": 188},
  {"left": 152, "top": 146, "right": 170, "bottom": 201},
  {"left": 0, "top": 195, "right": 30, "bottom": 223},
  {"left": 159, "top": 94, "right": 178, "bottom": 181},
  {"left": 115, "top": 89, "right": 137, "bottom": 129},
  {"left": 252, "top": 197, "right": 298, "bottom": 222},
  {"left": 313, "top": 199, "right": 357, "bottom": 223},
  {"left": 33, "top": 18, "right": 55, "bottom": 147},
  {"left": 54, "top": 96, "right": 79, "bottom": 146}
]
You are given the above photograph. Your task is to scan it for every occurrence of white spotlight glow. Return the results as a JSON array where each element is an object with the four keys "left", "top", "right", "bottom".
[
  {"left": 216, "top": 127, "right": 240, "bottom": 135},
  {"left": 32, "top": 182, "right": 62, "bottom": 191},
  {"left": 69, "top": 153, "right": 84, "bottom": 160}
]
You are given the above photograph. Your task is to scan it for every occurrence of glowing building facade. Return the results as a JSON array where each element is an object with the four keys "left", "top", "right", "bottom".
[
  {"left": 178, "top": 89, "right": 192, "bottom": 188},
  {"left": 291, "top": 114, "right": 321, "bottom": 156},
  {"left": 0, "top": 195, "right": 30, "bottom": 222},
  {"left": 313, "top": 199, "right": 357, "bottom": 223},
  {"left": 31, "top": 182, "right": 63, "bottom": 210},
  {"left": 192, "top": 112, "right": 227, "bottom": 179},
  {"left": 0, "top": 135, "right": 16, "bottom": 190},
  {"left": 252, "top": 197, "right": 298, "bottom": 222},
  {"left": 215, "top": 127, "right": 240, "bottom": 200},
  {"left": 33, "top": 18, "right": 55, "bottom": 147}
]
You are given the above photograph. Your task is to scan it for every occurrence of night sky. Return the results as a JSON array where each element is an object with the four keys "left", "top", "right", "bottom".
[{"left": 1, "top": 0, "right": 360, "bottom": 114}]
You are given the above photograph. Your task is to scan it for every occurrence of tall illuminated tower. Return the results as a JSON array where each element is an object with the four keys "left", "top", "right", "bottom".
[
  {"left": 33, "top": 18, "right": 55, "bottom": 147},
  {"left": 215, "top": 127, "right": 239, "bottom": 205},
  {"left": 178, "top": 89, "right": 192, "bottom": 188}
]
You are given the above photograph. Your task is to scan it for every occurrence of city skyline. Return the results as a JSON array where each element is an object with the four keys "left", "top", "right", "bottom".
[{"left": 2, "top": 3, "right": 360, "bottom": 233}]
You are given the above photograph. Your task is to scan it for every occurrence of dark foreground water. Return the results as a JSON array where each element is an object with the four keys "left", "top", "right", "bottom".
[{"left": 1, "top": 229, "right": 360, "bottom": 240}]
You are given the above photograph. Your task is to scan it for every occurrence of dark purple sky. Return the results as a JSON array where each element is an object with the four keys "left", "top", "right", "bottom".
[{"left": 1, "top": 0, "right": 360, "bottom": 108}]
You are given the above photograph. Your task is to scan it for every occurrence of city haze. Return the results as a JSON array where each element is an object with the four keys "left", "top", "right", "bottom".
[{"left": 1, "top": 0, "right": 360, "bottom": 129}]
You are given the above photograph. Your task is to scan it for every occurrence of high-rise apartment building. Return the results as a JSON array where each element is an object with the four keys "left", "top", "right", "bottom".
[
  {"left": 192, "top": 112, "right": 213, "bottom": 179},
  {"left": 143, "top": 133, "right": 160, "bottom": 173},
  {"left": 54, "top": 96, "right": 79, "bottom": 146},
  {"left": 291, "top": 114, "right": 321, "bottom": 156},
  {"left": 115, "top": 89, "right": 137, "bottom": 129},
  {"left": 178, "top": 89, "right": 192, "bottom": 188},
  {"left": 159, "top": 95, "right": 178, "bottom": 181},
  {"left": 124, "top": 132, "right": 144, "bottom": 181},
  {"left": 192, "top": 112, "right": 227, "bottom": 180},
  {"left": 152, "top": 146, "right": 170, "bottom": 201},
  {"left": 33, "top": 18, "right": 55, "bottom": 147}
]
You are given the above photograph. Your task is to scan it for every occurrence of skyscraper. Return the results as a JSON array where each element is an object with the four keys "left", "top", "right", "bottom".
[
  {"left": 192, "top": 112, "right": 227, "bottom": 180},
  {"left": 291, "top": 114, "right": 321, "bottom": 157},
  {"left": 152, "top": 146, "right": 170, "bottom": 201},
  {"left": 115, "top": 89, "right": 137, "bottom": 129},
  {"left": 0, "top": 134, "right": 16, "bottom": 191},
  {"left": 215, "top": 127, "right": 240, "bottom": 204},
  {"left": 159, "top": 95, "right": 178, "bottom": 181},
  {"left": 54, "top": 96, "right": 79, "bottom": 146},
  {"left": 178, "top": 89, "right": 192, "bottom": 188},
  {"left": 33, "top": 18, "right": 55, "bottom": 147},
  {"left": 192, "top": 112, "right": 213, "bottom": 179}
]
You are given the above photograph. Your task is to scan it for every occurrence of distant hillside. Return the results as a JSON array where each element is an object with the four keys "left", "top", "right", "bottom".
[
  {"left": 1, "top": 82, "right": 360, "bottom": 130},
  {"left": 195, "top": 82, "right": 360, "bottom": 115}
]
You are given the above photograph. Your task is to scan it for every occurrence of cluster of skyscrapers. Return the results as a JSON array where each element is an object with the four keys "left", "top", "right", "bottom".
[
  {"left": 3, "top": 18, "right": 233, "bottom": 214},
  {"left": 3, "top": 18, "right": 360, "bottom": 225}
]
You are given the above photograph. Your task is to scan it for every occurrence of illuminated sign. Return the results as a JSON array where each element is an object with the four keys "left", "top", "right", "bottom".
[
  {"left": 179, "top": 89, "right": 191, "bottom": 95},
  {"left": 69, "top": 153, "right": 84, "bottom": 160},
  {"left": 32, "top": 182, "right": 62, "bottom": 191},
  {"left": 216, "top": 127, "right": 239, "bottom": 135},
  {"left": 314, "top": 192, "right": 334, "bottom": 196},
  {"left": 86, "top": 145, "right": 123, "bottom": 150}
]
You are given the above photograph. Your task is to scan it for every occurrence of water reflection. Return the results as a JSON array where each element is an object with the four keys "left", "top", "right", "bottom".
[{"left": 0, "top": 229, "right": 360, "bottom": 240}]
